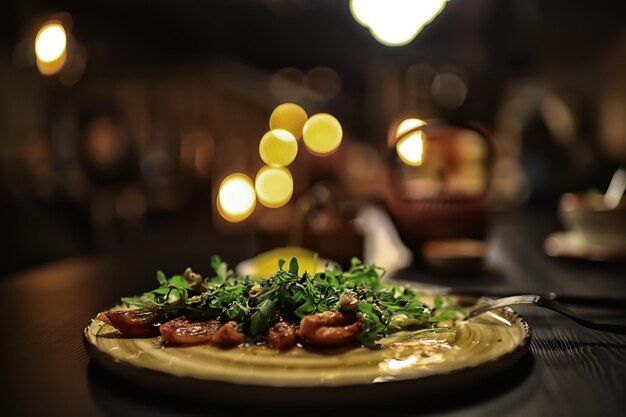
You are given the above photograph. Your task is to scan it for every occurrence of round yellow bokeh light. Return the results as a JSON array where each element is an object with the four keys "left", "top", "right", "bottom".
[
  {"left": 396, "top": 118, "right": 426, "bottom": 138},
  {"left": 395, "top": 118, "right": 426, "bottom": 166},
  {"left": 259, "top": 129, "right": 298, "bottom": 167},
  {"left": 216, "top": 173, "right": 256, "bottom": 222},
  {"left": 302, "top": 113, "right": 343, "bottom": 155},
  {"left": 255, "top": 165, "right": 294, "bottom": 208},
  {"left": 269, "top": 103, "right": 308, "bottom": 140}
]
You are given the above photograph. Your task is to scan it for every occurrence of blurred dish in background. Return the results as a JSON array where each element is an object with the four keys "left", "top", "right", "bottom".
[
  {"left": 235, "top": 246, "right": 335, "bottom": 278},
  {"left": 545, "top": 191, "right": 626, "bottom": 261},
  {"left": 559, "top": 192, "right": 626, "bottom": 248},
  {"left": 545, "top": 231, "right": 626, "bottom": 262}
]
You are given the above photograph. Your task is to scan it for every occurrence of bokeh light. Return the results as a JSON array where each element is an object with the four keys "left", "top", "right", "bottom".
[
  {"left": 35, "top": 23, "right": 67, "bottom": 63},
  {"left": 255, "top": 165, "right": 294, "bottom": 208},
  {"left": 259, "top": 129, "right": 298, "bottom": 167},
  {"left": 35, "top": 22, "right": 67, "bottom": 75},
  {"left": 396, "top": 133, "right": 424, "bottom": 167},
  {"left": 269, "top": 103, "right": 308, "bottom": 139},
  {"left": 350, "top": 0, "right": 377, "bottom": 27},
  {"left": 396, "top": 118, "right": 426, "bottom": 137},
  {"left": 395, "top": 118, "right": 426, "bottom": 166},
  {"left": 36, "top": 55, "right": 67, "bottom": 76},
  {"left": 217, "top": 173, "right": 256, "bottom": 222},
  {"left": 350, "top": 0, "right": 447, "bottom": 47},
  {"left": 302, "top": 113, "right": 343, "bottom": 155}
]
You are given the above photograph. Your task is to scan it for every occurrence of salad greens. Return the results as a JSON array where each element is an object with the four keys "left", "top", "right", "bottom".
[{"left": 121, "top": 256, "right": 466, "bottom": 348}]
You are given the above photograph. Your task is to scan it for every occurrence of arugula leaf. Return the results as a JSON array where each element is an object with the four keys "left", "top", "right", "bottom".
[
  {"left": 288, "top": 257, "right": 299, "bottom": 275},
  {"left": 430, "top": 306, "right": 467, "bottom": 322},
  {"left": 156, "top": 271, "right": 167, "bottom": 286},
  {"left": 294, "top": 299, "right": 316, "bottom": 318},
  {"left": 249, "top": 299, "right": 277, "bottom": 340},
  {"left": 209, "top": 256, "right": 235, "bottom": 283},
  {"left": 121, "top": 273, "right": 193, "bottom": 308},
  {"left": 356, "top": 303, "right": 386, "bottom": 348}
]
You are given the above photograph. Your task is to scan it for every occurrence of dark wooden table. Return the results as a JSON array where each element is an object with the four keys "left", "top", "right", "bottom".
[{"left": 2, "top": 208, "right": 625, "bottom": 416}]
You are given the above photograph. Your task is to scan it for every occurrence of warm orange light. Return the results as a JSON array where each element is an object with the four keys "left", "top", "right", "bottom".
[
  {"left": 396, "top": 118, "right": 426, "bottom": 137},
  {"left": 35, "top": 22, "right": 67, "bottom": 75},
  {"left": 216, "top": 173, "right": 256, "bottom": 222},
  {"left": 255, "top": 166, "right": 294, "bottom": 208},
  {"left": 396, "top": 133, "right": 424, "bottom": 166},
  {"left": 395, "top": 118, "right": 426, "bottom": 166},
  {"left": 36, "top": 55, "right": 67, "bottom": 75},
  {"left": 35, "top": 23, "right": 66, "bottom": 62}
]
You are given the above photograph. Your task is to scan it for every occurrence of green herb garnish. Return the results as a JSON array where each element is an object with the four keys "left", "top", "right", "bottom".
[{"left": 121, "top": 256, "right": 466, "bottom": 348}]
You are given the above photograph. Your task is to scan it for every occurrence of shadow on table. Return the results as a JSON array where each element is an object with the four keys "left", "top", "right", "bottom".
[{"left": 87, "top": 352, "right": 534, "bottom": 417}]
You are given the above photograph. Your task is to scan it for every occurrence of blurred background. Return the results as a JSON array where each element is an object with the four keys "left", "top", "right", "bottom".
[{"left": 1, "top": 0, "right": 626, "bottom": 276}]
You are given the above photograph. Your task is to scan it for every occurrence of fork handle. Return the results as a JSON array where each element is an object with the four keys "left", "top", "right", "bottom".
[{"left": 538, "top": 298, "right": 626, "bottom": 335}]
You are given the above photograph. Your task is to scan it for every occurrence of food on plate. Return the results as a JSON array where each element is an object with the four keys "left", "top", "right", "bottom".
[{"left": 99, "top": 257, "right": 465, "bottom": 350}]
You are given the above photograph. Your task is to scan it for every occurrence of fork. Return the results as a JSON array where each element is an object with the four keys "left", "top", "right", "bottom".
[{"left": 468, "top": 295, "right": 626, "bottom": 334}]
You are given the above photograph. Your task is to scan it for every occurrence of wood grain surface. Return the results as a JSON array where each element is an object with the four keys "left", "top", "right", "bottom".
[{"left": 1, "top": 208, "right": 625, "bottom": 416}]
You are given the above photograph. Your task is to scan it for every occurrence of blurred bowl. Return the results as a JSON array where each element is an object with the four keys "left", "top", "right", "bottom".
[{"left": 559, "top": 192, "right": 626, "bottom": 248}]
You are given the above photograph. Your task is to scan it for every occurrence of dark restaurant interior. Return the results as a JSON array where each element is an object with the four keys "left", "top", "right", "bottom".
[{"left": 1, "top": 1, "right": 626, "bottom": 416}]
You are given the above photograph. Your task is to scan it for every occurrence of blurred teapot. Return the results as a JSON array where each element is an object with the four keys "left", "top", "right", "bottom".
[{"left": 381, "top": 118, "right": 494, "bottom": 252}]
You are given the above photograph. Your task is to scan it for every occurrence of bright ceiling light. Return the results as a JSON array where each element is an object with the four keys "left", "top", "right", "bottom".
[
  {"left": 350, "top": 0, "right": 380, "bottom": 28},
  {"left": 350, "top": 0, "right": 448, "bottom": 46}
]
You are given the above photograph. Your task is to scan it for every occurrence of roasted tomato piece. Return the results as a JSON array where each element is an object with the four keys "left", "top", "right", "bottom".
[
  {"left": 159, "top": 316, "right": 221, "bottom": 346},
  {"left": 105, "top": 306, "right": 162, "bottom": 337},
  {"left": 96, "top": 311, "right": 112, "bottom": 325},
  {"left": 212, "top": 321, "right": 246, "bottom": 348},
  {"left": 298, "top": 310, "right": 361, "bottom": 347},
  {"left": 267, "top": 321, "right": 296, "bottom": 350}
]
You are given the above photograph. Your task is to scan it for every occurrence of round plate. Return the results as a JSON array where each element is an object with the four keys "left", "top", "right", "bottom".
[{"left": 84, "top": 300, "right": 530, "bottom": 407}]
